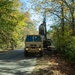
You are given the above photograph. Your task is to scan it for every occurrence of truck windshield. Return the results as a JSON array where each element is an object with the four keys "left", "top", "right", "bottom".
[
  {"left": 34, "top": 36, "right": 41, "bottom": 42},
  {"left": 26, "top": 35, "right": 41, "bottom": 42},
  {"left": 26, "top": 36, "right": 33, "bottom": 42}
]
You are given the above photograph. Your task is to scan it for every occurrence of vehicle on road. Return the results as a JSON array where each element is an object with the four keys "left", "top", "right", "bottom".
[{"left": 24, "top": 35, "right": 43, "bottom": 57}]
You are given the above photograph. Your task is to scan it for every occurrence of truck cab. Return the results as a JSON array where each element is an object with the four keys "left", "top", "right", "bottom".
[{"left": 24, "top": 35, "right": 43, "bottom": 56}]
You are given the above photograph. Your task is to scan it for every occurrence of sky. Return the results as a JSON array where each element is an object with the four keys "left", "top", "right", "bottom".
[{"left": 19, "top": 0, "right": 53, "bottom": 31}]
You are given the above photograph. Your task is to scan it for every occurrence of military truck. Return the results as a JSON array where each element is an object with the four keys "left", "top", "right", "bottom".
[{"left": 24, "top": 35, "right": 43, "bottom": 56}]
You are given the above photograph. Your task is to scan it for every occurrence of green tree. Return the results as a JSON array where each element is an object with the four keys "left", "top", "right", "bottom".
[
  {"left": 0, "top": 0, "right": 24, "bottom": 49},
  {"left": 31, "top": 0, "right": 75, "bottom": 63}
]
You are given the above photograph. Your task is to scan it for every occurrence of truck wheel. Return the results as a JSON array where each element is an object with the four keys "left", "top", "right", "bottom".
[
  {"left": 47, "top": 48, "right": 51, "bottom": 51},
  {"left": 24, "top": 51, "right": 28, "bottom": 57},
  {"left": 40, "top": 51, "right": 43, "bottom": 57}
]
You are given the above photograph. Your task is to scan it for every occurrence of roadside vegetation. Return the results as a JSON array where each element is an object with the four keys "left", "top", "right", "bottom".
[
  {"left": 0, "top": 0, "right": 75, "bottom": 64},
  {"left": 0, "top": 0, "right": 37, "bottom": 51},
  {"left": 31, "top": 0, "right": 75, "bottom": 63},
  {"left": 51, "top": 25, "right": 75, "bottom": 63},
  {"left": 49, "top": 0, "right": 75, "bottom": 64}
]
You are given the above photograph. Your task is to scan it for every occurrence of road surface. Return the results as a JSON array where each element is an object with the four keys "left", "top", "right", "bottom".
[
  {"left": 0, "top": 48, "right": 74, "bottom": 75},
  {"left": 0, "top": 49, "right": 37, "bottom": 75}
]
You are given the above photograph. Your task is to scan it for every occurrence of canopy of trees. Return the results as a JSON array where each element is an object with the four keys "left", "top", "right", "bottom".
[
  {"left": 31, "top": 0, "right": 75, "bottom": 63},
  {"left": 0, "top": 0, "right": 75, "bottom": 63},
  {"left": 0, "top": 0, "right": 37, "bottom": 50}
]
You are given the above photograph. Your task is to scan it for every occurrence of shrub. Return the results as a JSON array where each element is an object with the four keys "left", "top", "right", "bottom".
[{"left": 52, "top": 26, "right": 75, "bottom": 63}]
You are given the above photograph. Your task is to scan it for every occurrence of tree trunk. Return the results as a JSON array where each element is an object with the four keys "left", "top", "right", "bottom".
[
  {"left": 71, "top": 0, "right": 75, "bottom": 35},
  {"left": 61, "top": 0, "right": 64, "bottom": 36}
]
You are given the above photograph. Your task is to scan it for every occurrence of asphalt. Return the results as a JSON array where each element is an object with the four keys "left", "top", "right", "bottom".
[{"left": 0, "top": 49, "right": 37, "bottom": 75}]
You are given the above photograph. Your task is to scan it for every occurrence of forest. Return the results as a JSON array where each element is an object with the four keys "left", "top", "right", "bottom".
[
  {"left": 31, "top": 0, "right": 75, "bottom": 63},
  {"left": 0, "top": 0, "right": 37, "bottom": 50},
  {"left": 0, "top": 0, "right": 75, "bottom": 63}
]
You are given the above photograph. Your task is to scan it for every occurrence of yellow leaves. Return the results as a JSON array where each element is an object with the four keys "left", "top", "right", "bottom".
[
  {"left": 18, "top": 18, "right": 26, "bottom": 27},
  {"left": 17, "top": 15, "right": 27, "bottom": 26},
  {"left": 12, "top": 0, "right": 21, "bottom": 8},
  {"left": 64, "top": 8, "right": 69, "bottom": 11},
  {"left": 36, "top": 7, "right": 41, "bottom": 11},
  {"left": 24, "top": 12, "right": 30, "bottom": 18},
  {"left": 59, "top": 1, "right": 63, "bottom": 4},
  {"left": 69, "top": 29, "right": 72, "bottom": 33},
  {"left": 24, "top": 12, "right": 33, "bottom": 23},
  {"left": 54, "top": 0, "right": 63, "bottom": 5},
  {"left": 10, "top": 13, "right": 14, "bottom": 17},
  {"left": 45, "top": 8, "right": 52, "bottom": 12},
  {"left": 12, "top": 31, "right": 18, "bottom": 38}
]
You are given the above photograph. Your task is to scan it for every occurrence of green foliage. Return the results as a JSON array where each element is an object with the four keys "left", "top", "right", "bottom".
[
  {"left": 64, "top": 36, "right": 75, "bottom": 63},
  {"left": 51, "top": 25, "right": 75, "bottom": 63},
  {"left": 11, "top": 12, "right": 37, "bottom": 48},
  {"left": 0, "top": 0, "right": 26, "bottom": 49},
  {"left": 0, "top": 0, "right": 17, "bottom": 48}
]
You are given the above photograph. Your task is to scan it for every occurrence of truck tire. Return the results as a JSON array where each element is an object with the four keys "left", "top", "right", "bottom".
[
  {"left": 40, "top": 51, "right": 43, "bottom": 57},
  {"left": 24, "top": 51, "right": 28, "bottom": 57}
]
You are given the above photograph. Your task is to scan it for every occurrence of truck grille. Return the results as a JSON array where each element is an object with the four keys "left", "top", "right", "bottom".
[{"left": 30, "top": 44, "right": 37, "bottom": 48}]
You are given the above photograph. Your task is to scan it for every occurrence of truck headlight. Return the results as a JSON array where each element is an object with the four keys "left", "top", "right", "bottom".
[
  {"left": 26, "top": 48, "right": 29, "bottom": 50},
  {"left": 39, "top": 48, "right": 41, "bottom": 51},
  {"left": 47, "top": 46, "right": 51, "bottom": 48}
]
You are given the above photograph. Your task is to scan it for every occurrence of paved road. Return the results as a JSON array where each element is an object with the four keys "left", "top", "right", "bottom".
[{"left": 0, "top": 49, "right": 37, "bottom": 75}]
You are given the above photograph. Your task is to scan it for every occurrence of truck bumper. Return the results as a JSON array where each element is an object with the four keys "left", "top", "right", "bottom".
[{"left": 25, "top": 48, "right": 43, "bottom": 53}]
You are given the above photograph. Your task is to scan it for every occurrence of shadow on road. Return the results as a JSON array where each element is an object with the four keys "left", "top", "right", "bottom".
[
  {"left": 0, "top": 49, "right": 37, "bottom": 75},
  {"left": 0, "top": 49, "right": 38, "bottom": 61},
  {"left": 31, "top": 50, "right": 75, "bottom": 75},
  {"left": 0, "top": 49, "right": 75, "bottom": 75}
]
